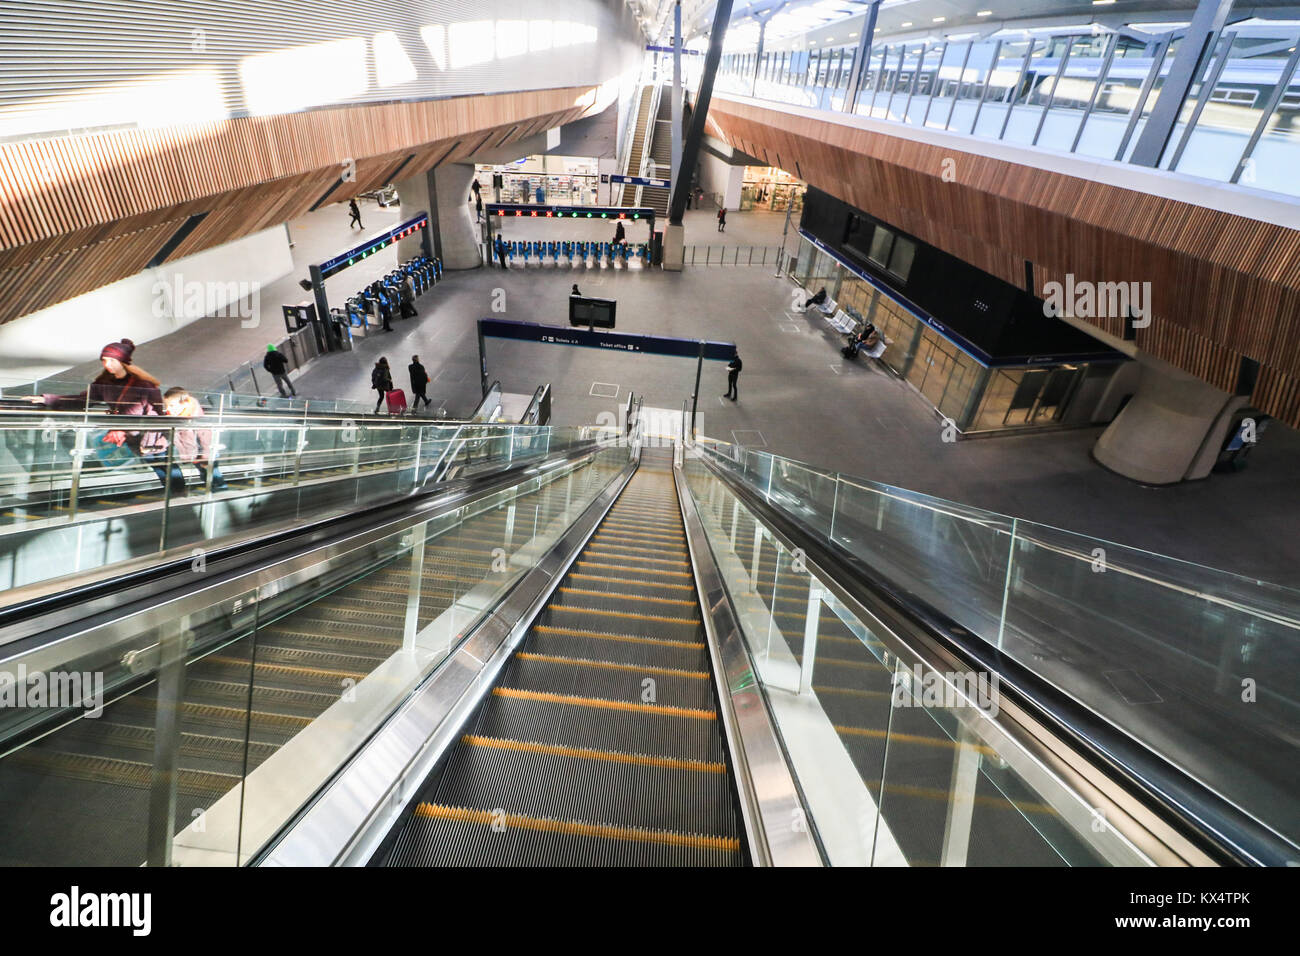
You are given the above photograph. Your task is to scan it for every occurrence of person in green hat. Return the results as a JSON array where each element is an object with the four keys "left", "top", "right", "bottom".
[{"left": 262, "top": 343, "right": 296, "bottom": 397}]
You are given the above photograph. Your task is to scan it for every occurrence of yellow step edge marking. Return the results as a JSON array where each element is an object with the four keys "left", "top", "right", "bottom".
[
  {"left": 587, "top": 540, "right": 683, "bottom": 557},
  {"left": 413, "top": 802, "right": 740, "bottom": 852},
  {"left": 568, "top": 573, "right": 693, "bottom": 591},
  {"left": 603, "top": 522, "right": 684, "bottom": 536},
  {"left": 550, "top": 605, "right": 699, "bottom": 625},
  {"left": 583, "top": 549, "right": 688, "bottom": 567},
  {"left": 813, "top": 685, "right": 893, "bottom": 700},
  {"left": 596, "top": 530, "right": 685, "bottom": 543},
  {"left": 576, "top": 560, "right": 690, "bottom": 578},
  {"left": 517, "top": 651, "right": 708, "bottom": 680},
  {"left": 534, "top": 625, "right": 705, "bottom": 650},
  {"left": 461, "top": 734, "right": 724, "bottom": 773},
  {"left": 558, "top": 586, "right": 696, "bottom": 607},
  {"left": 864, "top": 780, "right": 1057, "bottom": 815},
  {"left": 834, "top": 724, "right": 996, "bottom": 755},
  {"left": 493, "top": 686, "right": 715, "bottom": 719},
  {"left": 207, "top": 656, "right": 366, "bottom": 682},
  {"left": 794, "top": 654, "right": 888, "bottom": 671}
]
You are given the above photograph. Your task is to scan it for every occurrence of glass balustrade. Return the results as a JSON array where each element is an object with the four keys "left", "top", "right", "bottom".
[{"left": 683, "top": 436, "right": 1300, "bottom": 862}]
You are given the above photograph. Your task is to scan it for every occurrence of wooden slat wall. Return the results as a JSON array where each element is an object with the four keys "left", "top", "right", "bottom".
[
  {"left": 0, "top": 89, "right": 595, "bottom": 325},
  {"left": 707, "top": 99, "right": 1300, "bottom": 428}
]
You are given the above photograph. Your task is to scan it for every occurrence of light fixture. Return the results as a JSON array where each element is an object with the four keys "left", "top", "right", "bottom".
[
  {"left": 901, "top": 21, "right": 912, "bottom": 27},
  {"left": 933, "top": 16, "right": 946, "bottom": 23},
  {"left": 977, "top": 10, "right": 993, "bottom": 16},
  {"left": 1092, "top": 0, "right": 1116, "bottom": 5}
]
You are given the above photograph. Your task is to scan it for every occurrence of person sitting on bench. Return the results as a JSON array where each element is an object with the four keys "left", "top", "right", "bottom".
[
  {"left": 842, "top": 323, "right": 880, "bottom": 358},
  {"left": 803, "top": 287, "right": 828, "bottom": 310}
]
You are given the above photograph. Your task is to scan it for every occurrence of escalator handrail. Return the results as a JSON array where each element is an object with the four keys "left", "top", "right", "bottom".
[
  {"left": 0, "top": 437, "right": 611, "bottom": 638},
  {"left": 692, "top": 446, "right": 1296, "bottom": 867}
]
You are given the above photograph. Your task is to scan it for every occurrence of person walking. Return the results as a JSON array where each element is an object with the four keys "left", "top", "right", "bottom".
[
  {"left": 371, "top": 357, "right": 394, "bottom": 414},
  {"left": 717, "top": 207, "right": 727, "bottom": 232},
  {"left": 262, "top": 344, "right": 296, "bottom": 397},
  {"left": 724, "top": 351, "right": 743, "bottom": 401},
  {"left": 494, "top": 233, "right": 508, "bottom": 269},
  {"left": 348, "top": 198, "right": 363, "bottom": 230},
  {"left": 613, "top": 220, "right": 626, "bottom": 245},
  {"left": 409, "top": 355, "right": 432, "bottom": 410}
]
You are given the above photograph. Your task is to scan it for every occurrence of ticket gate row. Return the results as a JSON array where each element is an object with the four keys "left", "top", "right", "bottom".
[{"left": 492, "top": 239, "right": 652, "bottom": 268}]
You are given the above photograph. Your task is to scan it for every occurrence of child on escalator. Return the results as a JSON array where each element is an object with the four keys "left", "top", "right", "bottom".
[{"left": 162, "top": 387, "right": 229, "bottom": 493}]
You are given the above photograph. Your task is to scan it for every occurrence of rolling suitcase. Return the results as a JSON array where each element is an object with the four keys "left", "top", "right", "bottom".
[{"left": 385, "top": 389, "right": 407, "bottom": 414}]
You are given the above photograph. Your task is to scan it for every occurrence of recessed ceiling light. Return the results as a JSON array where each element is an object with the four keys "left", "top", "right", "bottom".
[
  {"left": 849, "top": 32, "right": 858, "bottom": 37},
  {"left": 933, "top": 16, "right": 946, "bottom": 22},
  {"left": 1092, "top": 0, "right": 1116, "bottom": 5},
  {"left": 901, "top": 21, "right": 912, "bottom": 27},
  {"left": 977, "top": 9, "right": 993, "bottom": 15}
]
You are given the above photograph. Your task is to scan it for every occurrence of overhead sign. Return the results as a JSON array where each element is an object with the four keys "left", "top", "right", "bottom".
[
  {"left": 609, "top": 174, "right": 671, "bottom": 189},
  {"left": 486, "top": 203, "right": 653, "bottom": 220},
  {"left": 480, "top": 318, "right": 736, "bottom": 361},
  {"left": 318, "top": 213, "right": 429, "bottom": 279},
  {"left": 646, "top": 44, "right": 704, "bottom": 55}
]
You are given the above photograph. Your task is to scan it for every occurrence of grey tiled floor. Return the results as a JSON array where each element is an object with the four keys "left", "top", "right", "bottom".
[{"left": 45, "top": 202, "right": 1300, "bottom": 585}]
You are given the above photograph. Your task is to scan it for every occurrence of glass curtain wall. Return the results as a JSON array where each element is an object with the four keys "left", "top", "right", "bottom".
[{"left": 715, "top": 21, "right": 1300, "bottom": 198}]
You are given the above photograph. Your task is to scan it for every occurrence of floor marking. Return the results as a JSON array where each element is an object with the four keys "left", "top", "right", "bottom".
[
  {"left": 589, "top": 382, "right": 619, "bottom": 398},
  {"left": 780, "top": 323, "right": 799, "bottom": 334},
  {"left": 731, "top": 429, "right": 766, "bottom": 447},
  {"left": 829, "top": 365, "right": 842, "bottom": 375}
]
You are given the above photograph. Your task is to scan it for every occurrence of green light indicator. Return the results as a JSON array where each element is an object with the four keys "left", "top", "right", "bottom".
[
  {"left": 586, "top": 212, "right": 593, "bottom": 218},
  {"left": 601, "top": 213, "right": 607, "bottom": 218}
]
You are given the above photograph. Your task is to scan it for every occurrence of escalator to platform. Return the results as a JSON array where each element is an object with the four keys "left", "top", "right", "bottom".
[
  {"left": 380, "top": 448, "right": 745, "bottom": 866},
  {"left": 0, "top": 469, "right": 582, "bottom": 866}
]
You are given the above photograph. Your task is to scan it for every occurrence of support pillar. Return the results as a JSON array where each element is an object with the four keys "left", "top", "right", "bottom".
[{"left": 396, "top": 162, "right": 482, "bottom": 270}]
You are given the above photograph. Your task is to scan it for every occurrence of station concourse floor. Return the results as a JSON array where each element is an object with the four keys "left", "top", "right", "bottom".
[{"left": 71, "top": 198, "right": 1300, "bottom": 588}]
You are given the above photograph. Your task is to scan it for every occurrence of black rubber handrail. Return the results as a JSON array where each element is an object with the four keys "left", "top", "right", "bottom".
[{"left": 695, "top": 448, "right": 1296, "bottom": 867}]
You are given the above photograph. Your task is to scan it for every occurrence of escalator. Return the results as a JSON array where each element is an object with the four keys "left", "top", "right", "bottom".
[
  {"left": 0, "top": 446, "right": 603, "bottom": 865},
  {"left": 380, "top": 448, "right": 744, "bottom": 866}
]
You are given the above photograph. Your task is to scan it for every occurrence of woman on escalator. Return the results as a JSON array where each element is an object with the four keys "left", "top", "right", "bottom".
[{"left": 26, "top": 338, "right": 182, "bottom": 492}]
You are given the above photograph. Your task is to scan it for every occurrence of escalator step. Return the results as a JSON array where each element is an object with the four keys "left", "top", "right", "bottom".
[
  {"left": 500, "top": 653, "right": 714, "bottom": 711},
  {"left": 528, "top": 626, "right": 707, "bottom": 671},
  {"left": 472, "top": 691, "right": 725, "bottom": 763},
  {"left": 430, "top": 740, "right": 738, "bottom": 836},
  {"left": 387, "top": 804, "right": 741, "bottom": 866}
]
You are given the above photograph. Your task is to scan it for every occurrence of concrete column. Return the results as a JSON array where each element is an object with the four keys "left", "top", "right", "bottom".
[
  {"left": 1092, "top": 354, "right": 1246, "bottom": 484},
  {"left": 396, "top": 162, "right": 482, "bottom": 270}
]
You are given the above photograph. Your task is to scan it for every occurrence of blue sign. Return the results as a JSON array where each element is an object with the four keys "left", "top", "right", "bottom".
[
  {"left": 646, "top": 44, "right": 703, "bottom": 55},
  {"left": 487, "top": 203, "right": 653, "bottom": 221},
  {"left": 480, "top": 319, "right": 736, "bottom": 362},
  {"left": 318, "top": 213, "right": 429, "bottom": 279},
  {"left": 609, "top": 174, "right": 671, "bottom": 189}
]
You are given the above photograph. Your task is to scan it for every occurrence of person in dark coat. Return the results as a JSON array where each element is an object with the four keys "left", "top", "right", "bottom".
[
  {"left": 371, "top": 357, "right": 394, "bottom": 413},
  {"left": 613, "top": 221, "right": 626, "bottom": 245},
  {"left": 725, "top": 351, "right": 743, "bottom": 401},
  {"left": 717, "top": 207, "right": 727, "bottom": 232},
  {"left": 27, "top": 338, "right": 180, "bottom": 489},
  {"left": 494, "top": 234, "right": 508, "bottom": 269},
  {"left": 348, "top": 198, "right": 363, "bottom": 229},
  {"left": 263, "top": 344, "right": 296, "bottom": 397},
  {"left": 409, "top": 355, "right": 432, "bottom": 409}
]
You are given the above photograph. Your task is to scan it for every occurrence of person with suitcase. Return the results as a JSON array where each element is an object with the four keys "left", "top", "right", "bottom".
[
  {"left": 409, "top": 355, "right": 432, "bottom": 410},
  {"left": 371, "top": 357, "right": 394, "bottom": 414}
]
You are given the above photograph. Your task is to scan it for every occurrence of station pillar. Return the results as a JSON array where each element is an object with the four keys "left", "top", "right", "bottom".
[{"left": 396, "top": 163, "right": 482, "bottom": 270}]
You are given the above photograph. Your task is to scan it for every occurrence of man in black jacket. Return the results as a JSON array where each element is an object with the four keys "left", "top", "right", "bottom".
[
  {"left": 263, "top": 344, "right": 296, "bottom": 397},
  {"left": 409, "top": 355, "right": 432, "bottom": 409},
  {"left": 725, "top": 351, "right": 742, "bottom": 401}
]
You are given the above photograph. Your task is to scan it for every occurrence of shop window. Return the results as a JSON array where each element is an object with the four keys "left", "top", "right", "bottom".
[{"left": 868, "top": 226, "right": 894, "bottom": 269}]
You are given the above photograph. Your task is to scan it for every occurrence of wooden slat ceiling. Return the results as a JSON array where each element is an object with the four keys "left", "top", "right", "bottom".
[
  {"left": 707, "top": 99, "right": 1300, "bottom": 429},
  {"left": 0, "top": 88, "right": 595, "bottom": 326}
]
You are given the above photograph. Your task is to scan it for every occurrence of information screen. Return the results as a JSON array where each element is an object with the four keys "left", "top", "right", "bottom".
[{"left": 569, "top": 295, "right": 617, "bottom": 329}]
